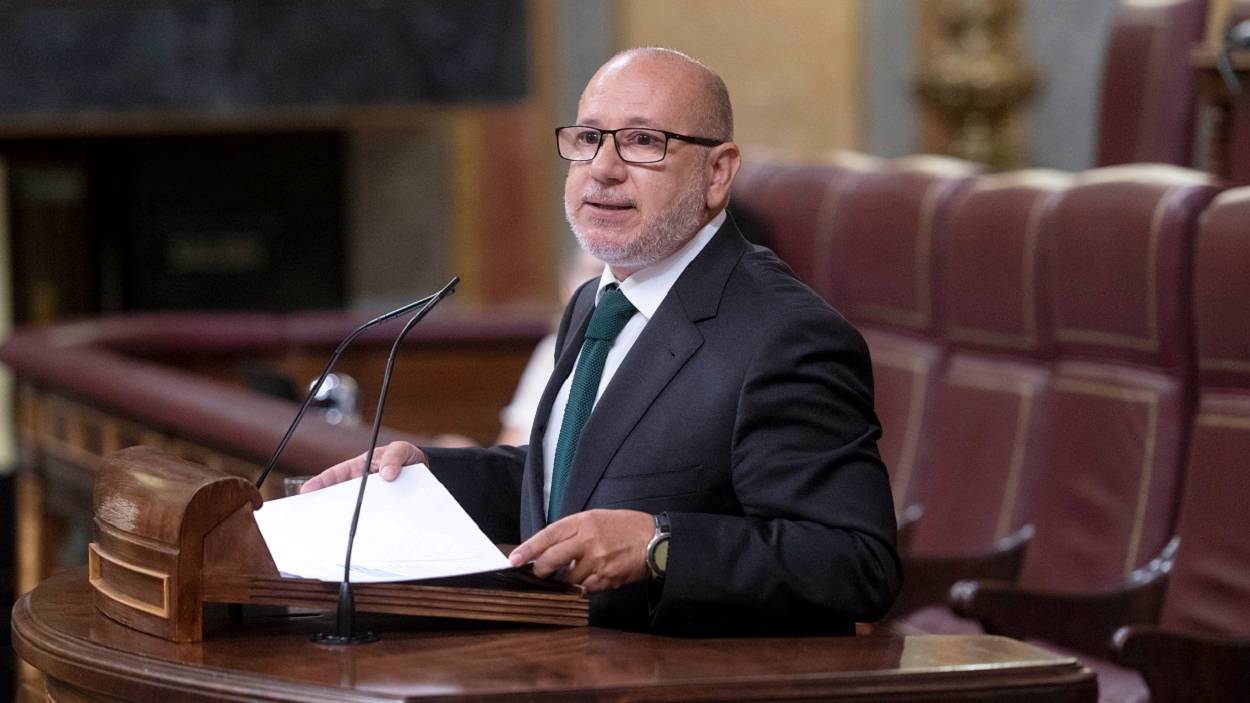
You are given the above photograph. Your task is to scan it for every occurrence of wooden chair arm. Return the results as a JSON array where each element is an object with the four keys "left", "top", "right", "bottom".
[
  {"left": 1112, "top": 625, "right": 1250, "bottom": 703},
  {"left": 949, "top": 538, "right": 1176, "bottom": 657},
  {"left": 887, "top": 525, "right": 1032, "bottom": 618}
]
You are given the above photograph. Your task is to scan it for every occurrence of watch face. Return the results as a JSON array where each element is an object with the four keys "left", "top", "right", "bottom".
[{"left": 655, "top": 537, "right": 669, "bottom": 572}]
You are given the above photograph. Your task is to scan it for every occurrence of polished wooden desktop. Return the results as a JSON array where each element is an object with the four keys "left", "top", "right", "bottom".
[{"left": 13, "top": 568, "right": 1097, "bottom": 702}]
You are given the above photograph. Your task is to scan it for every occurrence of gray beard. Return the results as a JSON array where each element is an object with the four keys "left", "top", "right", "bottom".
[{"left": 566, "top": 178, "right": 707, "bottom": 272}]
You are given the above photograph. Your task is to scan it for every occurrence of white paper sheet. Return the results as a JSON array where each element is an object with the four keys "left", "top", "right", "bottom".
[{"left": 253, "top": 464, "right": 511, "bottom": 582}]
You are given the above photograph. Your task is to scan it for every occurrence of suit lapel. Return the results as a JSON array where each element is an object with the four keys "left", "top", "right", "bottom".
[
  {"left": 555, "top": 301, "right": 702, "bottom": 517},
  {"left": 554, "top": 219, "right": 751, "bottom": 518}
]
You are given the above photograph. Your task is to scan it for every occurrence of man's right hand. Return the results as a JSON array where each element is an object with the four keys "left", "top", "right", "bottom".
[{"left": 299, "top": 441, "right": 427, "bottom": 493}]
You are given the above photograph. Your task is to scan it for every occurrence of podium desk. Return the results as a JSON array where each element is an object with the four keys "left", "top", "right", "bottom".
[{"left": 13, "top": 568, "right": 1096, "bottom": 702}]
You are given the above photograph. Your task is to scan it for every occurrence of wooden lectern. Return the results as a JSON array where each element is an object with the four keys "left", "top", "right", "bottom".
[
  {"left": 16, "top": 445, "right": 1097, "bottom": 701},
  {"left": 87, "top": 446, "right": 587, "bottom": 642}
]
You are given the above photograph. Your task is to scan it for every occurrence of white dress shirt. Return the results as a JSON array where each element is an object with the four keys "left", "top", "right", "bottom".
[{"left": 541, "top": 210, "right": 726, "bottom": 517}]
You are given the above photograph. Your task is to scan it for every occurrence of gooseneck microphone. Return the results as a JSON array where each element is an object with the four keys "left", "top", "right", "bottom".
[
  {"left": 253, "top": 290, "right": 444, "bottom": 490},
  {"left": 314, "top": 275, "right": 459, "bottom": 645},
  {"left": 1217, "top": 20, "right": 1250, "bottom": 98}
]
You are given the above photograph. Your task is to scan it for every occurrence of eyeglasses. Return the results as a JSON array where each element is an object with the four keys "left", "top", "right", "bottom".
[{"left": 555, "top": 125, "right": 724, "bottom": 164}]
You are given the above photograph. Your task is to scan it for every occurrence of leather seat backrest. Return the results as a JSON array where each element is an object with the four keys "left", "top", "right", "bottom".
[
  {"left": 825, "top": 156, "right": 980, "bottom": 514},
  {"left": 730, "top": 155, "right": 879, "bottom": 300},
  {"left": 910, "top": 171, "right": 1069, "bottom": 557},
  {"left": 1095, "top": 0, "right": 1208, "bottom": 167},
  {"left": 730, "top": 161, "right": 783, "bottom": 220},
  {"left": 862, "top": 329, "right": 944, "bottom": 515},
  {"left": 828, "top": 156, "right": 980, "bottom": 336},
  {"left": 1020, "top": 165, "right": 1220, "bottom": 592},
  {"left": 1160, "top": 188, "right": 1250, "bottom": 636}
]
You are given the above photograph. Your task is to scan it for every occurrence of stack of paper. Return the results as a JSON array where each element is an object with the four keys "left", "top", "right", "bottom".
[{"left": 253, "top": 464, "right": 510, "bottom": 583}]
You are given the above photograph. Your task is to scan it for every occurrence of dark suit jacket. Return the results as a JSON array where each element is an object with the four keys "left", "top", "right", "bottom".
[{"left": 425, "top": 216, "right": 901, "bottom": 635}]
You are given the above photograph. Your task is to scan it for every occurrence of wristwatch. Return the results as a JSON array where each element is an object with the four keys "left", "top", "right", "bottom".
[{"left": 645, "top": 512, "right": 671, "bottom": 580}]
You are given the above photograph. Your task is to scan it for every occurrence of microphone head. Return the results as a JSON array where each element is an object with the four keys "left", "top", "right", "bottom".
[
  {"left": 308, "top": 373, "right": 361, "bottom": 427},
  {"left": 1229, "top": 19, "right": 1250, "bottom": 47}
]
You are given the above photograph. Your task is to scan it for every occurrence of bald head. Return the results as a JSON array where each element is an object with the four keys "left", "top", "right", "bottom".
[
  {"left": 564, "top": 47, "right": 741, "bottom": 279},
  {"left": 591, "top": 47, "right": 734, "bottom": 141}
]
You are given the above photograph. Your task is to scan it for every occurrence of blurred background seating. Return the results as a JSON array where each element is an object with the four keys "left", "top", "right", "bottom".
[
  {"left": 1095, "top": 0, "right": 1210, "bottom": 167},
  {"left": 1107, "top": 188, "right": 1250, "bottom": 703},
  {"left": 887, "top": 169, "right": 1068, "bottom": 619}
]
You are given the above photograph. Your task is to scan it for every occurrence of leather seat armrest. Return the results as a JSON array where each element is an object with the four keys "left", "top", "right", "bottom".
[
  {"left": 887, "top": 525, "right": 1032, "bottom": 619},
  {"left": 1113, "top": 624, "right": 1250, "bottom": 703},
  {"left": 949, "top": 544, "right": 1173, "bottom": 657}
]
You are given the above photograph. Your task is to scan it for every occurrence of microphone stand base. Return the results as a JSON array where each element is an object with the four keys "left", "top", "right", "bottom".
[{"left": 311, "top": 631, "right": 379, "bottom": 645}]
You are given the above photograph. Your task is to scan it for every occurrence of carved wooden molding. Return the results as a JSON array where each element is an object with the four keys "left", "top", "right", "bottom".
[{"left": 915, "top": 0, "right": 1038, "bottom": 168}]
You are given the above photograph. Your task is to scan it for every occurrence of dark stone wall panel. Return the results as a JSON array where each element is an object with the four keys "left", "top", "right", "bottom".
[{"left": 0, "top": 0, "right": 528, "bottom": 117}]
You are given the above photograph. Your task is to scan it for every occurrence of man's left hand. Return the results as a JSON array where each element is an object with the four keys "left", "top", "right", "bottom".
[{"left": 508, "top": 509, "right": 653, "bottom": 593}]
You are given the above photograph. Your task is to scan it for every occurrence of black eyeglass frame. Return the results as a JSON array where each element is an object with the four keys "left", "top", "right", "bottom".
[{"left": 554, "top": 125, "right": 725, "bottom": 164}]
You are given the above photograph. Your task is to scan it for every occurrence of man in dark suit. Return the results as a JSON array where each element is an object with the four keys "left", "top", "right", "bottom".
[{"left": 303, "top": 47, "right": 900, "bottom": 635}]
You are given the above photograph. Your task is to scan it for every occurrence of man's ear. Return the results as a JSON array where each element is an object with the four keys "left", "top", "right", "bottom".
[{"left": 704, "top": 142, "right": 741, "bottom": 212}]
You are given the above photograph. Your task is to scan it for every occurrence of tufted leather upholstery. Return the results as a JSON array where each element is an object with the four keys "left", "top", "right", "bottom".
[
  {"left": 862, "top": 331, "right": 945, "bottom": 517},
  {"left": 826, "top": 156, "right": 981, "bottom": 515},
  {"left": 921, "top": 167, "right": 1222, "bottom": 671},
  {"left": 730, "top": 155, "right": 879, "bottom": 299},
  {"left": 1020, "top": 166, "right": 1219, "bottom": 593},
  {"left": 1160, "top": 188, "right": 1250, "bottom": 637},
  {"left": 729, "top": 159, "right": 780, "bottom": 201},
  {"left": 729, "top": 161, "right": 784, "bottom": 229},
  {"left": 1048, "top": 166, "right": 1210, "bottom": 373},
  {"left": 1193, "top": 188, "right": 1250, "bottom": 397},
  {"left": 908, "top": 171, "right": 1070, "bottom": 559},
  {"left": 1095, "top": 0, "right": 1209, "bottom": 167},
  {"left": 828, "top": 156, "right": 980, "bottom": 335},
  {"left": 1080, "top": 189, "right": 1250, "bottom": 703}
]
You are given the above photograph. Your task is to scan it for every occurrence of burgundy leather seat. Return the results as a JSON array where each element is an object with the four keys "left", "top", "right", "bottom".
[
  {"left": 943, "top": 167, "right": 1220, "bottom": 660},
  {"left": 825, "top": 156, "right": 981, "bottom": 521},
  {"left": 730, "top": 161, "right": 784, "bottom": 219},
  {"left": 1095, "top": 0, "right": 1209, "bottom": 167},
  {"left": 1093, "top": 187, "right": 1250, "bottom": 703},
  {"left": 888, "top": 171, "right": 1070, "bottom": 620},
  {"left": 1019, "top": 167, "right": 1217, "bottom": 597},
  {"left": 730, "top": 155, "right": 879, "bottom": 299}
]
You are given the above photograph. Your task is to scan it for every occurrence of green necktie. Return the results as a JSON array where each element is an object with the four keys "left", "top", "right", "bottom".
[{"left": 547, "top": 284, "right": 637, "bottom": 522}]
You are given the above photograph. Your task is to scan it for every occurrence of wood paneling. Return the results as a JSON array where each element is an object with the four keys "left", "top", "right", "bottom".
[{"left": 14, "top": 568, "right": 1098, "bottom": 702}]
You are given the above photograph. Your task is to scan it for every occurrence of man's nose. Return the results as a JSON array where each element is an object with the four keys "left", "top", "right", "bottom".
[{"left": 590, "top": 134, "right": 627, "bottom": 181}]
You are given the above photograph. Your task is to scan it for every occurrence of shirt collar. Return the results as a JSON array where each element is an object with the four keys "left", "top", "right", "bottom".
[{"left": 593, "top": 209, "right": 726, "bottom": 319}]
